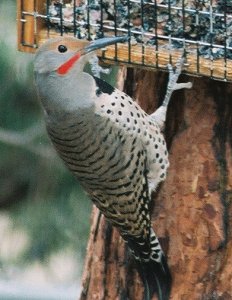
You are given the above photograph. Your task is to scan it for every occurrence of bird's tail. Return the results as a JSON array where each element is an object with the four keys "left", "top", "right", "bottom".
[
  {"left": 123, "top": 228, "right": 172, "bottom": 300},
  {"left": 136, "top": 253, "right": 172, "bottom": 300}
]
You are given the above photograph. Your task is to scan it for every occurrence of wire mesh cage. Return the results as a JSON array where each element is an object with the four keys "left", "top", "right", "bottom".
[{"left": 17, "top": 0, "right": 232, "bottom": 81}]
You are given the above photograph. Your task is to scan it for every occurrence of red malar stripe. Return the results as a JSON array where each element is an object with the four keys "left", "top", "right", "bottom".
[{"left": 57, "top": 52, "right": 81, "bottom": 75}]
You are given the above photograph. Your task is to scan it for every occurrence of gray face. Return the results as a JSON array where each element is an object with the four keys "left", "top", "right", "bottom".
[
  {"left": 33, "top": 37, "right": 97, "bottom": 115},
  {"left": 34, "top": 37, "right": 83, "bottom": 75},
  {"left": 33, "top": 36, "right": 128, "bottom": 115},
  {"left": 34, "top": 35, "right": 128, "bottom": 75}
]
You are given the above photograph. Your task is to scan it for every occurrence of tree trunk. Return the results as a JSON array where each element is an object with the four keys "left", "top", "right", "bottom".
[{"left": 79, "top": 68, "right": 232, "bottom": 300}]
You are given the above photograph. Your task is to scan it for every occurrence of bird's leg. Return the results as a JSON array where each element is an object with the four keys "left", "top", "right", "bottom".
[
  {"left": 151, "top": 55, "right": 192, "bottom": 128},
  {"left": 89, "top": 55, "right": 111, "bottom": 78},
  {"left": 162, "top": 57, "right": 192, "bottom": 107}
]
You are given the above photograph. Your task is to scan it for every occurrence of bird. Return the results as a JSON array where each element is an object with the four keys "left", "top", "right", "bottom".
[{"left": 34, "top": 36, "right": 192, "bottom": 300}]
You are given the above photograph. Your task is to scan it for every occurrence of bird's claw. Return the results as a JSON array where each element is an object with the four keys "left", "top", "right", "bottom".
[
  {"left": 89, "top": 55, "right": 111, "bottom": 78},
  {"left": 162, "top": 55, "right": 192, "bottom": 107}
]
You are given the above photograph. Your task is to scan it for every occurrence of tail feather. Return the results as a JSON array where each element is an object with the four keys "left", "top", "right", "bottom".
[
  {"left": 121, "top": 228, "right": 172, "bottom": 300},
  {"left": 136, "top": 254, "right": 172, "bottom": 300}
]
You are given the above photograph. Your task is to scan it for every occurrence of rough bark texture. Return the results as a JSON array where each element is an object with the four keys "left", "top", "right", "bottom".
[{"left": 80, "top": 68, "right": 232, "bottom": 300}]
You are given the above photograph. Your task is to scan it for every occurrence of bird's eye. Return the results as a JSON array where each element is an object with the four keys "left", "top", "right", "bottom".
[{"left": 58, "top": 45, "right": 68, "bottom": 53}]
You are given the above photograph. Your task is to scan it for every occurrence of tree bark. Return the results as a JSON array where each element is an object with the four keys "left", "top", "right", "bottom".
[{"left": 80, "top": 68, "right": 232, "bottom": 300}]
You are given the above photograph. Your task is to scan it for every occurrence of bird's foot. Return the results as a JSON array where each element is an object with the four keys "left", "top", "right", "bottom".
[
  {"left": 89, "top": 55, "right": 111, "bottom": 78},
  {"left": 151, "top": 55, "right": 192, "bottom": 128},
  {"left": 162, "top": 56, "right": 192, "bottom": 107}
]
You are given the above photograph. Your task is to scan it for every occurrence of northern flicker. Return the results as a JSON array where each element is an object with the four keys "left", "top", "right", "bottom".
[{"left": 34, "top": 36, "right": 192, "bottom": 300}]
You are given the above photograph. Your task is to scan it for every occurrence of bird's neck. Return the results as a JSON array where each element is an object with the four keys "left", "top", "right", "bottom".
[{"left": 35, "top": 70, "right": 97, "bottom": 118}]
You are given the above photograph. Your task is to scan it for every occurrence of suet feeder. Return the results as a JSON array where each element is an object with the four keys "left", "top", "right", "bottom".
[{"left": 17, "top": 0, "right": 232, "bottom": 81}]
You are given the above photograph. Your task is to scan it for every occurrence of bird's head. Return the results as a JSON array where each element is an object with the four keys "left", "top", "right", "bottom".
[
  {"left": 34, "top": 36, "right": 127, "bottom": 114},
  {"left": 34, "top": 36, "right": 128, "bottom": 75}
]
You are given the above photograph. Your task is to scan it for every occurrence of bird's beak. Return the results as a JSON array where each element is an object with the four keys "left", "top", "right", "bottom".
[{"left": 83, "top": 36, "right": 128, "bottom": 54}]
